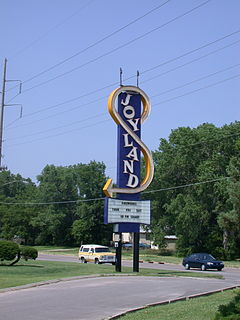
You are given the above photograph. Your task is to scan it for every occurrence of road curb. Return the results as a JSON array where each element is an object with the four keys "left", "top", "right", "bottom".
[
  {"left": 106, "top": 285, "right": 240, "bottom": 319},
  {"left": 139, "top": 260, "right": 165, "bottom": 264}
]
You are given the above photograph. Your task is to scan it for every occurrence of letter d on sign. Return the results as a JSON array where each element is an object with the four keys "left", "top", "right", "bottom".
[{"left": 126, "top": 174, "right": 139, "bottom": 188}]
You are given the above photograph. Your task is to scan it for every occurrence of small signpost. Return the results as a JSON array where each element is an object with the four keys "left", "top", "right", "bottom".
[{"left": 103, "top": 84, "right": 154, "bottom": 272}]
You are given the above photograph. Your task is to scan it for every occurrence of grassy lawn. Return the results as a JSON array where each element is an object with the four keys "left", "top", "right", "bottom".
[
  {"left": 0, "top": 259, "right": 222, "bottom": 290},
  {"left": 119, "top": 289, "right": 239, "bottom": 320},
  {"left": 35, "top": 246, "right": 79, "bottom": 255}
]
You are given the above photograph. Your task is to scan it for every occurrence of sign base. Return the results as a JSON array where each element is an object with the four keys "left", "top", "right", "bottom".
[{"left": 113, "top": 223, "right": 140, "bottom": 233}]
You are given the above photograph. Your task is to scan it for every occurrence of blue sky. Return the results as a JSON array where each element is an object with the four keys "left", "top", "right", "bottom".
[{"left": 0, "top": 0, "right": 239, "bottom": 182}]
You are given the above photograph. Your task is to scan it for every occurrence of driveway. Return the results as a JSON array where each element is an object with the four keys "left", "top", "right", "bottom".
[{"left": 0, "top": 254, "right": 239, "bottom": 320}]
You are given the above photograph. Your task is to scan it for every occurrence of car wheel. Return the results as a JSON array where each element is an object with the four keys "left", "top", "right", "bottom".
[
  {"left": 201, "top": 264, "right": 206, "bottom": 271},
  {"left": 217, "top": 268, "right": 222, "bottom": 271},
  {"left": 185, "top": 263, "right": 190, "bottom": 270},
  {"left": 112, "top": 262, "right": 116, "bottom": 266},
  {"left": 80, "top": 257, "right": 87, "bottom": 264},
  {"left": 95, "top": 259, "right": 100, "bottom": 264}
]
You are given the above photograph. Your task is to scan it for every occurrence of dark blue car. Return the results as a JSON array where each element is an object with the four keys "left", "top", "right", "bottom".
[{"left": 182, "top": 253, "right": 224, "bottom": 271}]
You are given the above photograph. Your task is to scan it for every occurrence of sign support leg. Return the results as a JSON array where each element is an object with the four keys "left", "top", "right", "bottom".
[
  {"left": 133, "top": 232, "right": 139, "bottom": 272},
  {"left": 115, "top": 232, "right": 122, "bottom": 272}
]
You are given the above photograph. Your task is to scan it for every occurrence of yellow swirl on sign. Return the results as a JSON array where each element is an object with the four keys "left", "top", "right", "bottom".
[{"left": 103, "top": 86, "right": 154, "bottom": 198}]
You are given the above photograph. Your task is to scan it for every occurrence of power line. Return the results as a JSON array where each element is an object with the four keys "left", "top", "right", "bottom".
[
  {"left": 6, "top": 31, "right": 240, "bottom": 128},
  {"left": 154, "top": 72, "right": 240, "bottom": 107},
  {"left": 0, "top": 197, "right": 105, "bottom": 206},
  {"left": 158, "top": 131, "right": 240, "bottom": 149},
  {"left": 5, "top": 70, "right": 240, "bottom": 147},
  {"left": 142, "top": 177, "right": 230, "bottom": 194},
  {"left": 141, "top": 39, "right": 240, "bottom": 84},
  {"left": 6, "top": 96, "right": 108, "bottom": 130},
  {"left": 18, "top": 0, "right": 172, "bottom": 83},
  {"left": 19, "top": 0, "right": 212, "bottom": 93},
  {"left": 6, "top": 118, "right": 110, "bottom": 147},
  {"left": 9, "top": 0, "right": 95, "bottom": 59},
  {"left": 7, "top": 112, "right": 106, "bottom": 141},
  {"left": 151, "top": 63, "right": 240, "bottom": 99},
  {"left": 7, "top": 0, "right": 171, "bottom": 92},
  {"left": 0, "top": 176, "right": 230, "bottom": 206},
  {"left": 6, "top": 62, "right": 240, "bottom": 140}
]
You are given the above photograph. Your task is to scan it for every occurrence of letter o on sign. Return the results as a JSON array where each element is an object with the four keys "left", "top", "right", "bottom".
[{"left": 123, "top": 106, "right": 135, "bottom": 119}]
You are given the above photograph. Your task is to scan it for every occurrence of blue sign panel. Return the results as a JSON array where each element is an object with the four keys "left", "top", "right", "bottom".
[
  {"left": 116, "top": 91, "right": 141, "bottom": 232},
  {"left": 117, "top": 92, "right": 141, "bottom": 201}
]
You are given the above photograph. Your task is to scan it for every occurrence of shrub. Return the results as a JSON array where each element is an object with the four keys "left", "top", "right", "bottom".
[
  {"left": 0, "top": 240, "right": 20, "bottom": 261},
  {"left": 20, "top": 246, "right": 38, "bottom": 261},
  {"left": 214, "top": 290, "right": 240, "bottom": 319}
]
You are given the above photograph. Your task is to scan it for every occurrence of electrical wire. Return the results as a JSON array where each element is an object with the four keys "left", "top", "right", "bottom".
[
  {"left": 142, "top": 177, "right": 230, "bottom": 194},
  {"left": 157, "top": 131, "right": 240, "bottom": 149},
  {"left": 0, "top": 176, "right": 230, "bottom": 206},
  {"left": 153, "top": 72, "right": 240, "bottom": 107},
  {"left": 6, "top": 0, "right": 172, "bottom": 92},
  {"left": 6, "top": 32, "right": 240, "bottom": 128},
  {"left": 6, "top": 118, "right": 110, "bottom": 147},
  {"left": 7, "top": 112, "right": 106, "bottom": 141},
  {"left": 9, "top": 0, "right": 95, "bottom": 59},
  {"left": 16, "top": 0, "right": 212, "bottom": 94},
  {"left": 5, "top": 67, "right": 240, "bottom": 145},
  {"left": 6, "top": 96, "right": 108, "bottom": 130},
  {"left": 141, "top": 39, "right": 240, "bottom": 85},
  {"left": 150, "top": 63, "right": 240, "bottom": 99}
]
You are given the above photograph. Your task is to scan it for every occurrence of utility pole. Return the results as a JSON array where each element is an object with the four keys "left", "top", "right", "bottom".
[{"left": 0, "top": 58, "right": 7, "bottom": 170}]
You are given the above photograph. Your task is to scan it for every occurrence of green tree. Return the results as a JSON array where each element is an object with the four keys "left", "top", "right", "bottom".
[
  {"left": 32, "top": 165, "right": 78, "bottom": 245},
  {"left": 32, "top": 161, "right": 112, "bottom": 246},
  {"left": 218, "top": 157, "right": 240, "bottom": 258},
  {"left": 71, "top": 161, "right": 112, "bottom": 245},
  {"left": 0, "top": 171, "right": 37, "bottom": 244},
  {"left": 147, "top": 122, "right": 240, "bottom": 257}
]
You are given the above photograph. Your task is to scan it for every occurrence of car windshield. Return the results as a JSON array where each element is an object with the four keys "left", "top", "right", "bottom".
[
  {"left": 202, "top": 254, "right": 216, "bottom": 260},
  {"left": 207, "top": 254, "right": 216, "bottom": 260},
  {"left": 95, "top": 248, "right": 110, "bottom": 253}
]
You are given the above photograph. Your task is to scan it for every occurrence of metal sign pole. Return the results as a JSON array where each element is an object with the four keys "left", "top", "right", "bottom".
[
  {"left": 115, "top": 232, "right": 122, "bottom": 272},
  {"left": 133, "top": 232, "right": 140, "bottom": 272}
]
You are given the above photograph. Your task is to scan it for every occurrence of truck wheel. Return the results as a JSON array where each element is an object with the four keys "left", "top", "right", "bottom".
[
  {"left": 80, "top": 257, "right": 87, "bottom": 263},
  {"left": 95, "top": 259, "right": 100, "bottom": 264}
]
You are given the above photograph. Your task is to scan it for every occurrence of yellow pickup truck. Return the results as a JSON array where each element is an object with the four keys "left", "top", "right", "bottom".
[{"left": 79, "top": 244, "right": 116, "bottom": 265}]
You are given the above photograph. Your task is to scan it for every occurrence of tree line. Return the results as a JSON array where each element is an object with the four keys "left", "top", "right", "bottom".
[{"left": 0, "top": 121, "right": 239, "bottom": 259}]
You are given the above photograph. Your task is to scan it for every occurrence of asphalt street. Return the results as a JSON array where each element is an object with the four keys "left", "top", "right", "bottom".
[{"left": 0, "top": 254, "right": 239, "bottom": 320}]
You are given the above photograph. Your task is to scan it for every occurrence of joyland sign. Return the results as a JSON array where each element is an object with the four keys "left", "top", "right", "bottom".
[{"left": 103, "top": 86, "right": 154, "bottom": 228}]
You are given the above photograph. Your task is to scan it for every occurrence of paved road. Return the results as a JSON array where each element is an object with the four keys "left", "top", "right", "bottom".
[
  {"left": 0, "top": 254, "right": 239, "bottom": 320},
  {"left": 37, "top": 253, "right": 240, "bottom": 283}
]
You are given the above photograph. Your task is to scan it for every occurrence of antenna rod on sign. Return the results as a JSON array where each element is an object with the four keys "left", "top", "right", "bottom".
[
  {"left": 137, "top": 70, "right": 140, "bottom": 87},
  {"left": 120, "top": 68, "right": 123, "bottom": 86}
]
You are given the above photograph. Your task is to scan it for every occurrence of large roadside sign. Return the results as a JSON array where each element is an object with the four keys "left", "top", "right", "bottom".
[{"left": 102, "top": 84, "right": 154, "bottom": 272}]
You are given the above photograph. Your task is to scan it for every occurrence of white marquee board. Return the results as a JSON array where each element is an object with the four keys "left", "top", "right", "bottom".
[{"left": 105, "top": 198, "right": 150, "bottom": 224}]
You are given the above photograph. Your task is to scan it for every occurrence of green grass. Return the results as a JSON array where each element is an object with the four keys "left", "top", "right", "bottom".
[
  {"left": 138, "top": 253, "right": 182, "bottom": 265},
  {"left": 0, "top": 259, "right": 222, "bottom": 290},
  {"left": 34, "top": 246, "right": 79, "bottom": 255},
  {"left": 0, "top": 260, "right": 115, "bottom": 289},
  {"left": 119, "top": 289, "right": 238, "bottom": 320}
]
